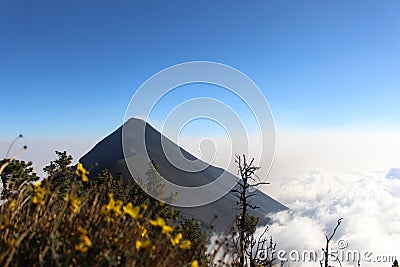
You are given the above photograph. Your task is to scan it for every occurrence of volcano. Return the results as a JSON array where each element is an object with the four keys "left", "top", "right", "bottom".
[{"left": 79, "top": 118, "right": 287, "bottom": 231}]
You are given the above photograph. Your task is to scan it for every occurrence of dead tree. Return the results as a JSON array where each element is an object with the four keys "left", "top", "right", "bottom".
[
  {"left": 321, "top": 218, "right": 343, "bottom": 267},
  {"left": 231, "top": 154, "right": 270, "bottom": 267}
]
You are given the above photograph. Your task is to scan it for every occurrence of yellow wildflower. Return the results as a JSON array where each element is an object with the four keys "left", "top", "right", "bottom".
[
  {"left": 81, "top": 235, "right": 92, "bottom": 247},
  {"left": 101, "top": 193, "right": 126, "bottom": 221},
  {"left": 149, "top": 217, "right": 174, "bottom": 235},
  {"left": 75, "top": 162, "right": 89, "bottom": 182},
  {"left": 65, "top": 193, "right": 81, "bottom": 213},
  {"left": 32, "top": 196, "right": 43, "bottom": 205},
  {"left": 113, "top": 199, "right": 124, "bottom": 217},
  {"left": 136, "top": 239, "right": 151, "bottom": 251},
  {"left": 179, "top": 239, "right": 191, "bottom": 249},
  {"left": 136, "top": 222, "right": 148, "bottom": 238},
  {"left": 191, "top": 260, "right": 199, "bottom": 267},
  {"left": 149, "top": 217, "right": 166, "bottom": 227},
  {"left": 75, "top": 242, "right": 89, "bottom": 253},
  {"left": 75, "top": 231, "right": 92, "bottom": 253},
  {"left": 162, "top": 224, "right": 173, "bottom": 234},
  {"left": 170, "top": 233, "right": 183, "bottom": 246},
  {"left": 141, "top": 227, "right": 148, "bottom": 238},
  {"left": 123, "top": 203, "right": 140, "bottom": 219},
  {"left": 9, "top": 200, "right": 16, "bottom": 210},
  {"left": 31, "top": 181, "right": 48, "bottom": 206}
]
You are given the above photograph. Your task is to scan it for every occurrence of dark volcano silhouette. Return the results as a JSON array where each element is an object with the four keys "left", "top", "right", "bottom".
[{"left": 80, "top": 118, "right": 287, "bottom": 231}]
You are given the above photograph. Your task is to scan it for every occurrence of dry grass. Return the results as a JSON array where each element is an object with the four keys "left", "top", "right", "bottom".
[{"left": 0, "top": 168, "right": 209, "bottom": 267}]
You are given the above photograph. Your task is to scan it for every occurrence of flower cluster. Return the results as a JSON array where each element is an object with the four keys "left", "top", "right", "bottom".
[
  {"left": 31, "top": 182, "right": 48, "bottom": 206},
  {"left": 149, "top": 217, "right": 173, "bottom": 234},
  {"left": 75, "top": 162, "right": 89, "bottom": 182},
  {"left": 65, "top": 193, "right": 81, "bottom": 213},
  {"left": 149, "top": 217, "right": 191, "bottom": 250},
  {"left": 123, "top": 203, "right": 141, "bottom": 219},
  {"left": 75, "top": 226, "right": 92, "bottom": 253},
  {"left": 135, "top": 239, "right": 155, "bottom": 251},
  {"left": 100, "top": 193, "right": 124, "bottom": 221}
]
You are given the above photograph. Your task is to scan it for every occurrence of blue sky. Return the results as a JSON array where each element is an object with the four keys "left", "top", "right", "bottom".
[
  {"left": 3, "top": 3, "right": 400, "bottom": 255},
  {"left": 1, "top": 0, "right": 400, "bottom": 141}
]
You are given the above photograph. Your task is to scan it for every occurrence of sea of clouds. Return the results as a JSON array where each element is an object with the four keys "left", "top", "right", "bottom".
[{"left": 259, "top": 169, "right": 400, "bottom": 267}]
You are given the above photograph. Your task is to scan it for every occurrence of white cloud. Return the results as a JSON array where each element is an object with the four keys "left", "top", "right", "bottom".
[{"left": 260, "top": 170, "right": 400, "bottom": 267}]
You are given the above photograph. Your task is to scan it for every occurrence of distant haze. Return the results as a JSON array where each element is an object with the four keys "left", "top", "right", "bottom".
[
  {"left": 1, "top": 129, "right": 399, "bottom": 182},
  {"left": 177, "top": 130, "right": 400, "bottom": 182},
  {"left": 0, "top": 137, "right": 98, "bottom": 177}
]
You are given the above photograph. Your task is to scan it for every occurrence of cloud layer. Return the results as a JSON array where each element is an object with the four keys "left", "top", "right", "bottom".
[{"left": 261, "top": 170, "right": 400, "bottom": 267}]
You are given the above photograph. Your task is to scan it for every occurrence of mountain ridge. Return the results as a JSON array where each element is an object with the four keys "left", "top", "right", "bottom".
[{"left": 80, "top": 118, "right": 287, "bottom": 231}]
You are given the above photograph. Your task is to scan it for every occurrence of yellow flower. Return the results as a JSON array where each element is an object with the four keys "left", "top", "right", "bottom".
[
  {"left": 141, "top": 227, "right": 148, "bottom": 238},
  {"left": 179, "top": 239, "right": 191, "bottom": 249},
  {"left": 149, "top": 217, "right": 174, "bottom": 235},
  {"left": 162, "top": 224, "right": 174, "bottom": 234},
  {"left": 81, "top": 235, "right": 92, "bottom": 247},
  {"left": 114, "top": 199, "right": 124, "bottom": 217},
  {"left": 9, "top": 200, "right": 16, "bottom": 210},
  {"left": 32, "top": 196, "right": 44, "bottom": 205},
  {"left": 136, "top": 239, "right": 151, "bottom": 251},
  {"left": 191, "top": 260, "right": 199, "bottom": 267},
  {"left": 75, "top": 229, "right": 92, "bottom": 253},
  {"left": 101, "top": 208, "right": 112, "bottom": 222},
  {"left": 170, "top": 233, "right": 182, "bottom": 246},
  {"left": 136, "top": 222, "right": 148, "bottom": 238},
  {"left": 65, "top": 193, "right": 81, "bottom": 213},
  {"left": 75, "top": 162, "right": 89, "bottom": 182},
  {"left": 31, "top": 181, "right": 48, "bottom": 206},
  {"left": 75, "top": 242, "right": 89, "bottom": 253},
  {"left": 149, "top": 217, "right": 166, "bottom": 227},
  {"left": 123, "top": 203, "right": 140, "bottom": 219},
  {"left": 101, "top": 193, "right": 125, "bottom": 221}
]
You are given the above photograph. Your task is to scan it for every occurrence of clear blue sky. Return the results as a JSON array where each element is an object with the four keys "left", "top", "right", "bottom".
[{"left": 1, "top": 0, "right": 399, "bottom": 140}]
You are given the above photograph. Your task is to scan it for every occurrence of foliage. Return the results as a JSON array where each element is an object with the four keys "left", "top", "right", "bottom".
[
  {"left": 0, "top": 151, "right": 223, "bottom": 267},
  {"left": 43, "top": 150, "right": 74, "bottom": 195},
  {"left": 181, "top": 218, "right": 204, "bottom": 245},
  {"left": 0, "top": 156, "right": 206, "bottom": 267},
  {"left": 145, "top": 159, "right": 165, "bottom": 198},
  {"left": 0, "top": 149, "right": 282, "bottom": 267},
  {"left": 0, "top": 159, "right": 39, "bottom": 199}
]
